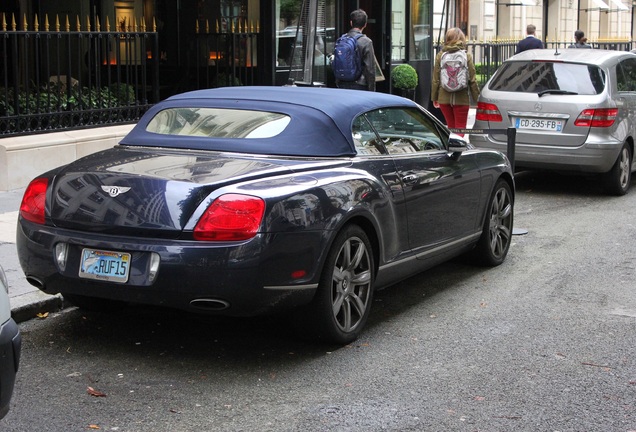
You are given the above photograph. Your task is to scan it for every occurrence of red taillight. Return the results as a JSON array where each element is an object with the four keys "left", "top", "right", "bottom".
[
  {"left": 20, "top": 177, "right": 48, "bottom": 224},
  {"left": 574, "top": 108, "right": 617, "bottom": 128},
  {"left": 476, "top": 102, "right": 503, "bottom": 122},
  {"left": 193, "top": 194, "right": 265, "bottom": 241}
]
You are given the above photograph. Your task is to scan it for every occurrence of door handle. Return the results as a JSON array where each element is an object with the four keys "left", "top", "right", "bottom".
[{"left": 401, "top": 174, "right": 418, "bottom": 184}]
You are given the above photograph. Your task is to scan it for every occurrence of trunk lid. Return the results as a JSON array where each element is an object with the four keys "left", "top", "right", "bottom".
[{"left": 49, "top": 146, "right": 345, "bottom": 237}]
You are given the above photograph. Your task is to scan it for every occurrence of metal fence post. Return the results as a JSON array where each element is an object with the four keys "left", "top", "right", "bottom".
[{"left": 506, "top": 127, "right": 516, "bottom": 172}]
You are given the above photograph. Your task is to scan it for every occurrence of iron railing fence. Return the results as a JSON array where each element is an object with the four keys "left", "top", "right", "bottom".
[
  {"left": 437, "top": 40, "right": 636, "bottom": 89},
  {"left": 0, "top": 14, "right": 260, "bottom": 137},
  {"left": 0, "top": 13, "right": 159, "bottom": 137},
  {"left": 458, "top": 41, "right": 636, "bottom": 88},
  {"left": 192, "top": 20, "right": 259, "bottom": 91}
]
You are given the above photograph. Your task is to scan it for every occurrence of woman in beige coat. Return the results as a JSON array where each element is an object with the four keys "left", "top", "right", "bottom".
[{"left": 431, "top": 27, "right": 480, "bottom": 136}]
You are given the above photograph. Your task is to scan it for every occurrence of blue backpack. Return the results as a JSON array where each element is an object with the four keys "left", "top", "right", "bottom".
[{"left": 332, "top": 33, "right": 364, "bottom": 81}]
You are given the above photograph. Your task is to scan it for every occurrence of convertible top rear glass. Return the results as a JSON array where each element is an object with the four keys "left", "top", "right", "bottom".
[
  {"left": 146, "top": 108, "right": 291, "bottom": 139},
  {"left": 489, "top": 61, "right": 606, "bottom": 95}
]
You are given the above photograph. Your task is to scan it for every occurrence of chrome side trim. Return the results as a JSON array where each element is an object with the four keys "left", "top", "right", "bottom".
[
  {"left": 414, "top": 232, "right": 482, "bottom": 260},
  {"left": 264, "top": 283, "right": 319, "bottom": 291},
  {"left": 378, "top": 232, "right": 481, "bottom": 271},
  {"left": 508, "top": 110, "right": 569, "bottom": 119},
  {"left": 378, "top": 252, "right": 421, "bottom": 270}
]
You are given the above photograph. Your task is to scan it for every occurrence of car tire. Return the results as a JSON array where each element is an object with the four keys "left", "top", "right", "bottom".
[
  {"left": 471, "top": 179, "right": 514, "bottom": 267},
  {"left": 62, "top": 293, "right": 126, "bottom": 312},
  {"left": 298, "top": 225, "right": 374, "bottom": 345},
  {"left": 603, "top": 143, "right": 632, "bottom": 196}
]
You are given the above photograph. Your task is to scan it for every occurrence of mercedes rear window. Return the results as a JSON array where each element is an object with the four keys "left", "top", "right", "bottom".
[
  {"left": 146, "top": 108, "right": 291, "bottom": 138},
  {"left": 488, "top": 61, "right": 606, "bottom": 95}
]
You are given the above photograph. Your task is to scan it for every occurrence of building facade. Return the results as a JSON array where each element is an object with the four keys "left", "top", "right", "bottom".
[
  {"left": 3, "top": 0, "right": 636, "bottom": 107},
  {"left": 464, "top": 0, "right": 634, "bottom": 44}
]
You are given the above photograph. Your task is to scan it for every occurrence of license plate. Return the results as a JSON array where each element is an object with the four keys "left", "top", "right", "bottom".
[
  {"left": 79, "top": 248, "right": 131, "bottom": 283},
  {"left": 514, "top": 117, "right": 563, "bottom": 132}
]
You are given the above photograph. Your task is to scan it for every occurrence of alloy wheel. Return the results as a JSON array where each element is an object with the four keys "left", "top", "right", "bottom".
[
  {"left": 618, "top": 146, "right": 631, "bottom": 190},
  {"left": 488, "top": 186, "right": 513, "bottom": 260},
  {"left": 330, "top": 236, "right": 372, "bottom": 333}
]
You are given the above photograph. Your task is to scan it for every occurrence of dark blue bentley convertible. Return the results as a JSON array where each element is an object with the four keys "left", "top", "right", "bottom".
[{"left": 17, "top": 86, "right": 514, "bottom": 344}]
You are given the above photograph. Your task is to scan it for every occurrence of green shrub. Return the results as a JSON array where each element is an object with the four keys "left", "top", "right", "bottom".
[
  {"left": 0, "top": 84, "right": 134, "bottom": 116},
  {"left": 392, "top": 64, "right": 418, "bottom": 90},
  {"left": 109, "top": 84, "right": 136, "bottom": 105}
]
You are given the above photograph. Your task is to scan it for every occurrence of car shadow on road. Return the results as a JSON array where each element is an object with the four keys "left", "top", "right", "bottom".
[
  {"left": 22, "top": 258, "right": 479, "bottom": 368},
  {"left": 513, "top": 169, "right": 633, "bottom": 197}
]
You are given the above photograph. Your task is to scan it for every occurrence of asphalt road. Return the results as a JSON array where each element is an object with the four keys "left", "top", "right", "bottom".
[{"left": 2, "top": 170, "right": 636, "bottom": 432}]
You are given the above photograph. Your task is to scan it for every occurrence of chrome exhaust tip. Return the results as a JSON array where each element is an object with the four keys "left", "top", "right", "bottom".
[
  {"left": 26, "top": 276, "right": 45, "bottom": 290},
  {"left": 189, "top": 298, "right": 230, "bottom": 311}
]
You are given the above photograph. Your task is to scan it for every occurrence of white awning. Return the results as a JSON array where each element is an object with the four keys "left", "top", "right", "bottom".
[
  {"left": 608, "top": 0, "right": 628, "bottom": 10},
  {"left": 591, "top": 0, "right": 610, "bottom": 9}
]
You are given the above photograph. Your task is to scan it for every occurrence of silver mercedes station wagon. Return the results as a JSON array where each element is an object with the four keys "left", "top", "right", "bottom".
[{"left": 472, "top": 49, "right": 636, "bottom": 195}]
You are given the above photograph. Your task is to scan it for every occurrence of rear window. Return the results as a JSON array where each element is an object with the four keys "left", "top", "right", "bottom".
[
  {"left": 488, "top": 61, "right": 606, "bottom": 95},
  {"left": 146, "top": 108, "right": 291, "bottom": 138}
]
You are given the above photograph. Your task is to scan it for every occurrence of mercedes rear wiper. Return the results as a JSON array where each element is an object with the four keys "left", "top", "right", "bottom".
[{"left": 537, "top": 89, "right": 579, "bottom": 97}]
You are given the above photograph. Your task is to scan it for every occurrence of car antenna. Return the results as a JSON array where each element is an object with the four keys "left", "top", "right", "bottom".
[{"left": 553, "top": 28, "right": 561, "bottom": 56}]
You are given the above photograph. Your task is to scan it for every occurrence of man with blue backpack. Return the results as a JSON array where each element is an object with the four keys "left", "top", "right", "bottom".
[{"left": 332, "top": 9, "right": 376, "bottom": 91}]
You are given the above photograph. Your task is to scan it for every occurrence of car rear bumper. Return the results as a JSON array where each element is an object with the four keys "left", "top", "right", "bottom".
[
  {"left": 0, "top": 318, "right": 21, "bottom": 420},
  {"left": 16, "top": 220, "right": 322, "bottom": 317},
  {"left": 470, "top": 133, "right": 624, "bottom": 173}
]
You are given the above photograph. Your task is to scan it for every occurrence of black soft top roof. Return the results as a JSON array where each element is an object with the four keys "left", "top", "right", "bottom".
[{"left": 121, "top": 86, "right": 419, "bottom": 157}]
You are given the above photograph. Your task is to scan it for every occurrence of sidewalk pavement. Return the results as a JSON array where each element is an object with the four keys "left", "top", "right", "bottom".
[
  {"left": 0, "top": 188, "right": 64, "bottom": 323},
  {"left": 0, "top": 109, "right": 477, "bottom": 324}
]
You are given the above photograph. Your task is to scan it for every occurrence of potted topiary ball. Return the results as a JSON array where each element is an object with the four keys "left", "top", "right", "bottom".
[{"left": 392, "top": 63, "right": 418, "bottom": 100}]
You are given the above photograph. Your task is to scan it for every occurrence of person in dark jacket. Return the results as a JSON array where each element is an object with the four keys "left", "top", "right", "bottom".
[
  {"left": 335, "top": 9, "right": 376, "bottom": 91},
  {"left": 516, "top": 24, "right": 543, "bottom": 54},
  {"left": 568, "top": 30, "right": 592, "bottom": 49}
]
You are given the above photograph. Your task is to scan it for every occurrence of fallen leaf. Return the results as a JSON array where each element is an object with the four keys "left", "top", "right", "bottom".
[
  {"left": 36, "top": 312, "right": 49, "bottom": 319},
  {"left": 88, "top": 425, "right": 100, "bottom": 430},
  {"left": 582, "top": 362, "right": 613, "bottom": 369},
  {"left": 87, "top": 386, "right": 107, "bottom": 397}
]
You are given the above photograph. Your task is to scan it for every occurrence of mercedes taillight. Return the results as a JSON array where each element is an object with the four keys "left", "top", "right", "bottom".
[
  {"left": 476, "top": 102, "right": 503, "bottom": 122},
  {"left": 574, "top": 108, "right": 617, "bottom": 128}
]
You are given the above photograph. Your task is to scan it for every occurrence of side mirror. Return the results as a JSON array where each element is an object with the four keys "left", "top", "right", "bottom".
[{"left": 448, "top": 136, "right": 468, "bottom": 154}]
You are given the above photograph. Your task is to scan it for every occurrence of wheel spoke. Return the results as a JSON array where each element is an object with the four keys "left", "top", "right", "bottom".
[
  {"left": 332, "top": 287, "right": 345, "bottom": 316},
  {"left": 348, "top": 291, "right": 367, "bottom": 317},
  {"left": 348, "top": 241, "right": 366, "bottom": 271},
  {"left": 351, "top": 269, "right": 371, "bottom": 286},
  {"left": 500, "top": 202, "right": 512, "bottom": 219},
  {"left": 332, "top": 266, "right": 345, "bottom": 284},
  {"left": 342, "top": 240, "right": 352, "bottom": 268},
  {"left": 340, "top": 298, "right": 353, "bottom": 331}
]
